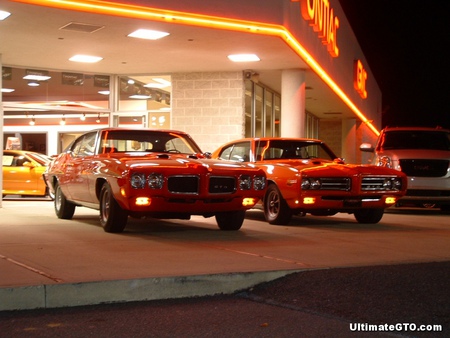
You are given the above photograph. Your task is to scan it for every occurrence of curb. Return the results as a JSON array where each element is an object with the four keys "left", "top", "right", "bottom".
[{"left": 0, "top": 270, "right": 298, "bottom": 311}]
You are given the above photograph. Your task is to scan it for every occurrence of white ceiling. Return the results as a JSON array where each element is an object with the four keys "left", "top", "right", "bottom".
[{"left": 0, "top": 1, "right": 351, "bottom": 119}]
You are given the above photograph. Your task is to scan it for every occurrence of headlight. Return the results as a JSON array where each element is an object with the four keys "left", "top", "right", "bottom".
[
  {"left": 239, "top": 175, "right": 252, "bottom": 190},
  {"left": 253, "top": 176, "right": 266, "bottom": 190},
  {"left": 148, "top": 173, "right": 164, "bottom": 189},
  {"left": 301, "top": 178, "right": 321, "bottom": 190},
  {"left": 382, "top": 177, "right": 402, "bottom": 191},
  {"left": 301, "top": 178, "right": 311, "bottom": 190},
  {"left": 131, "top": 173, "right": 146, "bottom": 189}
]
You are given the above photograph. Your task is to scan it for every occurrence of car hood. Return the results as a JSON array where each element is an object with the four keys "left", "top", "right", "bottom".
[
  {"left": 117, "top": 153, "right": 260, "bottom": 171},
  {"left": 259, "top": 159, "right": 403, "bottom": 176}
]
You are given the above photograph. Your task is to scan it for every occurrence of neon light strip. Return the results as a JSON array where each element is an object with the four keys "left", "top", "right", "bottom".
[{"left": 13, "top": 0, "right": 380, "bottom": 136}]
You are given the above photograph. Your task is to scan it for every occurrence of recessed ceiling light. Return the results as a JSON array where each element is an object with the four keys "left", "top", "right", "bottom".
[
  {"left": 98, "top": 90, "right": 110, "bottom": 95},
  {"left": 227, "top": 54, "right": 260, "bottom": 62},
  {"left": 129, "top": 95, "right": 151, "bottom": 99},
  {"left": 23, "top": 74, "right": 51, "bottom": 81},
  {"left": 0, "top": 10, "right": 11, "bottom": 20},
  {"left": 1, "top": 88, "right": 15, "bottom": 93},
  {"left": 69, "top": 54, "right": 103, "bottom": 63},
  {"left": 128, "top": 29, "right": 170, "bottom": 40}
]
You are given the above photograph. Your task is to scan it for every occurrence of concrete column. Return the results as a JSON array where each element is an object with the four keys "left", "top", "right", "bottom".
[
  {"left": 0, "top": 54, "right": 3, "bottom": 208},
  {"left": 341, "top": 118, "right": 357, "bottom": 163},
  {"left": 281, "top": 69, "right": 306, "bottom": 137}
]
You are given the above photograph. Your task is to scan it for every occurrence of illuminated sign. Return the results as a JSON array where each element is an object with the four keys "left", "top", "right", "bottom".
[
  {"left": 293, "top": 0, "right": 340, "bottom": 57},
  {"left": 354, "top": 60, "right": 368, "bottom": 99}
]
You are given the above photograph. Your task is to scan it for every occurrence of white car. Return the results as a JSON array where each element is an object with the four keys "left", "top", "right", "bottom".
[{"left": 360, "top": 126, "right": 450, "bottom": 212}]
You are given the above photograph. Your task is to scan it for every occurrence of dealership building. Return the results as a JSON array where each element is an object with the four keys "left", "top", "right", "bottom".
[{"left": 1, "top": 0, "right": 380, "bottom": 165}]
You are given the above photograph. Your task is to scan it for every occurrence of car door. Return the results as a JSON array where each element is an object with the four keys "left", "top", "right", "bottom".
[
  {"left": 2, "top": 152, "right": 39, "bottom": 195},
  {"left": 61, "top": 132, "right": 98, "bottom": 203}
]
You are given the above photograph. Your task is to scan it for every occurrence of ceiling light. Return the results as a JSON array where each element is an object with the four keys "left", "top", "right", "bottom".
[
  {"left": 227, "top": 54, "right": 260, "bottom": 62},
  {"left": 129, "top": 95, "right": 151, "bottom": 99},
  {"left": 0, "top": 10, "right": 11, "bottom": 20},
  {"left": 28, "top": 81, "right": 40, "bottom": 87},
  {"left": 1, "top": 88, "right": 15, "bottom": 93},
  {"left": 98, "top": 90, "right": 110, "bottom": 95},
  {"left": 144, "top": 78, "right": 171, "bottom": 88},
  {"left": 69, "top": 54, "right": 103, "bottom": 63},
  {"left": 80, "top": 114, "right": 86, "bottom": 121},
  {"left": 23, "top": 75, "right": 51, "bottom": 81},
  {"left": 128, "top": 29, "right": 170, "bottom": 40},
  {"left": 60, "top": 116, "right": 66, "bottom": 125},
  {"left": 29, "top": 117, "right": 36, "bottom": 126}
]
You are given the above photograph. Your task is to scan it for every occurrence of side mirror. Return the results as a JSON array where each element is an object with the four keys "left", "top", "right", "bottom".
[
  {"left": 333, "top": 158, "right": 345, "bottom": 164},
  {"left": 203, "top": 152, "right": 212, "bottom": 159},
  {"left": 360, "top": 143, "right": 374, "bottom": 152}
]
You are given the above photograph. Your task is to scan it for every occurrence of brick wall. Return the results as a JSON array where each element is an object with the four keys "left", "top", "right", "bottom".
[
  {"left": 318, "top": 120, "right": 342, "bottom": 157},
  {"left": 171, "top": 71, "right": 245, "bottom": 152}
]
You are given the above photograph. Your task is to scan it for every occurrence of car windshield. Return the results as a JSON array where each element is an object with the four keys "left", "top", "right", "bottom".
[
  {"left": 99, "top": 130, "right": 203, "bottom": 155},
  {"left": 256, "top": 140, "right": 337, "bottom": 161},
  {"left": 380, "top": 131, "right": 450, "bottom": 150}
]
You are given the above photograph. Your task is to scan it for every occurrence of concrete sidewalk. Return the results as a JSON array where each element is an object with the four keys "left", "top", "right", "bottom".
[{"left": 1, "top": 199, "right": 449, "bottom": 312}]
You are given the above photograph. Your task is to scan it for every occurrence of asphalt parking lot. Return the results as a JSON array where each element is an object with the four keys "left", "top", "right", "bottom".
[{"left": 0, "top": 198, "right": 449, "bottom": 336}]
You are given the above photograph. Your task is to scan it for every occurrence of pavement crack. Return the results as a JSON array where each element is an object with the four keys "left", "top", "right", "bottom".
[{"left": 0, "top": 254, "right": 64, "bottom": 283}]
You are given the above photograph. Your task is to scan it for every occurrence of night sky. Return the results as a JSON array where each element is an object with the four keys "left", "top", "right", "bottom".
[{"left": 339, "top": 0, "right": 450, "bottom": 129}]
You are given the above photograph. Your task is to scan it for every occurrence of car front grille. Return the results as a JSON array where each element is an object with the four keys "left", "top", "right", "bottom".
[
  {"left": 168, "top": 175, "right": 199, "bottom": 194},
  {"left": 400, "top": 159, "right": 449, "bottom": 177},
  {"left": 319, "top": 177, "right": 351, "bottom": 190},
  {"left": 361, "top": 177, "right": 389, "bottom": 190},
  {"left": 209, "top": 176, "right": 236, "bottom": 194}
]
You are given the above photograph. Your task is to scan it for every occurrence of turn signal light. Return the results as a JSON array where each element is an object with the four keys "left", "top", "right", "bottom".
[
  {"left": 303, "top": 197, "right": 316, "bottom": 204},
  {"left": 135, "top": 197, "right": 151, "bottom": 206},
  {"left": 242, "top": 198, "right": 256, "bottom": 207},
  {"left": 385, "top": 197, "right": 397, "bottom": 205}
]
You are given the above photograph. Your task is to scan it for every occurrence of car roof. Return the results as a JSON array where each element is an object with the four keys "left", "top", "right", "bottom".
[
  {"left": 223, "top": 137, "right": 324, "bottom": 143},
  {"left": 382, "top": 126, "right": 449, "bottom": 133}
]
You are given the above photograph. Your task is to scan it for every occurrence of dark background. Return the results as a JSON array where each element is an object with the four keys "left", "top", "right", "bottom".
[{"left": 339, "top": 0, "right": 450, "bottom": 129}]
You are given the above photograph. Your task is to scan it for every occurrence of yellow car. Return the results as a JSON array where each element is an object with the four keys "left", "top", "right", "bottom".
[{"left": 2, "top": 150, "right": 53, "bottom": 199}]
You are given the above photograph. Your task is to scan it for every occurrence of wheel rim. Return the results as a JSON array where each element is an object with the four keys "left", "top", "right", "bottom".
[
  {"left": 101, "top": 188, "right": 111, "bottom": 223},
  {"left": 55, "top": 187, "right": 62, "bottom": 211},
  {"left": 267, "top": 190, "right": 280, "bottom": 218}
]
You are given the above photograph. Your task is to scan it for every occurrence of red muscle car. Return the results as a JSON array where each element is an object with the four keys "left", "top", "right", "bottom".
[
  {"left": 212, "top": 137, "right": 407, "bottom": 224},
  {"left": 44, "top": 128, "right": 266, "bottom": 232}
]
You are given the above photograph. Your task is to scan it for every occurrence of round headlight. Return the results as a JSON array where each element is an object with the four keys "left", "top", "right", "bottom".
[
  {"left": 301, "top": 178, "right": 311, "bottom": 190},
  {"left": 382, "top": 178, "right": 393, "bottom": 189},
  {"left": 148, "top": 173, "right": 164, "bottom": 189},
  {"left": 253, "top": 176, "right": 266, "bottom": 190},
  {"left": 239, "top": 175, "right": 252, "bottom": 190},
  {"left": 130, "top": 173, "right": 146, "bottom": 189},
  {"left": 310, "top": 178, "right": 321, "bottom": 189}
]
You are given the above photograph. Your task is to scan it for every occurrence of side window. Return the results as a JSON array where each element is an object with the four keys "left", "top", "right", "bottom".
[
  {"left": 220, "top": 142, "right": 251, "bottom": 162},
  {"left": 71, "top": 132, "right": 97, "bottom": 157}
]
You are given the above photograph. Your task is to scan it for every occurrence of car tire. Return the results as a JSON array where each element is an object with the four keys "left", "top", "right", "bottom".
[
  {"left": 354, "top": 208, "right": 384, "bottom": 223},
  {"left": 264, "top": 184, "right": 292, "bottom": 225},
  {"left": 99, "top": 183, "right": 128, "bottom": 233},
  {"left": 440, "top": 204, "right": 450, "bottom": 213},
  {"left": 215, "top": 210, "right": 245, "bottom": 231},
  {"left": 54, "top": 184, "right": 76, "bottom": 219}
]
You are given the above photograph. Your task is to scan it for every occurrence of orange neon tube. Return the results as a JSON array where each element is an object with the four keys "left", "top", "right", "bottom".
[{"left": 13, "top": 0, "right": 380, "bottom": 136}]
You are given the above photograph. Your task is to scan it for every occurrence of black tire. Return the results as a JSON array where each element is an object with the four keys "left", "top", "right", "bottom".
[
  {"left": 440, "top": 205, "right": 450, "bottom": 213},
  {"left": 354, "top": 208, "right": 384, "bottom": 224},
  {"left": 54, "top": 184, "right": 76, "bottom": 219},
  {"left": 264, "top": 184, "right": 292, "bottom": 225},
  {"left": 215, "top": 210, "right": 245, "bottom": 231},
  {"left": 99, "top": 183, "right": 128, "bottom": 233}
]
